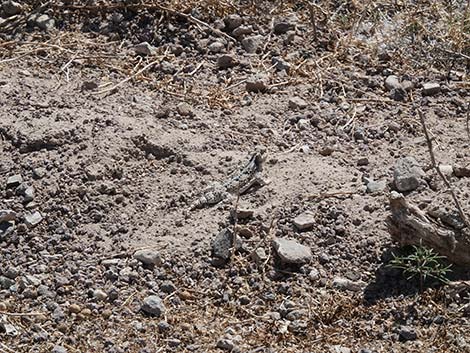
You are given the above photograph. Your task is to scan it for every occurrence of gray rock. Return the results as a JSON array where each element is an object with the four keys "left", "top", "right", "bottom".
[
  {"left": 212, "top": 228, "right": 242, "bottom": 266},
  {"left": 168, "top": 338, "right": 181, "bottom": 348},
  {"left": 251, "top": 247, "right": 268, "bottom": 266},
  {"left": 160, "top": 281, "right": 176, "bottom": 294},
  {"left": 272, "top": 57, "right": 291, "bottom": 72},
  {"left": 0, "top": 275, "right": 15, "bottom": 289},
  {"left": 32, "top": 167, "right": 46, "bottom": 179},
  {"left": 29, "top": 14, "right": 55, "bottom": 31},
  {"left": 232, "top": 25, "right": 252, "bottom": 38},
  {"left": 93, "top": 289, "right": 108, "bottom": 301},
  {"left": 224, "top": 14, "right": 243, "bottom": 32},
  {"left": 134, "top": 42, "right": 156, "bottom": 55},
  {"left": 6, "top": 174, "right": 22, "bottom": 188},
  {"left": 393, "top": 157, "right": 425, "bottom": 192},
  {"left": 141, "top": 295, "right": 165, "bottom": 316},
  {"left": 246, "top": 75, "right": 268, "bottom": 93},
  {"left": 365, "top": 179, "right": 387, "bottom": 194},
  {"left": 217, "top": 54, "right": 238, "bottom": 69},
  {"left": 422, "top": 82, "right": 441, "bottom": 96},
  {"left": 298, "top": 119, "right": 310, "bottom": 130},
  {"left": 216, "top": 338, "right": 236, "bottom": 351},
  {"left": 241, "top": 35, "right": 264, "bottom": 53},
  {"left": 134, "top": 249, "right": 162, "bottom": 267},
  {"left": 288, "top": 97, "right": 308, "bottom": 110},
  {"left": 51, "top": 345, "right": 68, "bottom": 353},
  {"left": 272, "top": 238, "right": 312, "bottom": 264},
  {"left": 454, "top": 165, "right": 470, "bottom": 177},
  {"left": 332, "top": 277, "right": 365, "bottom": 292},
  {"left": 293, "top": 211, "right": 315, "bottom": 230},
  {"left": 330, "top": 346, "right": 352, "bottom": 353},
  {"left": 176, "top": 102, "right": 194, "bottom": 116},
  {"left": 273, "top": 20, "right": 294, "bottom": 34},
  {"left": 0, "top": 210, "right": 16, "bottom": 223},
  {"left": 24, "top": 211, "right": 43, "bottom": 227},
  {"left": 398, "top": 325, "right": 417, "bottom": 341},
  {"left": 438, "top": 165, "right": 453, "bottom": 176},
  {"left": 23, "top": 185, "right": 35, "bottom": 202},
  {"left": 208, "top": 41, "right": 225, "bottom": 53},
  {"left": 2, "top": 1, "right": 22, "bottom": 16},
  {"left": 384, "top": 75, "right": 402, "bottom": 91}
]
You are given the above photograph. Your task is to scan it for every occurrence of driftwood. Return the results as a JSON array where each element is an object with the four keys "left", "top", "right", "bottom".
[{"left": 388, "top": 191, "right": 470, "bottom": 266}]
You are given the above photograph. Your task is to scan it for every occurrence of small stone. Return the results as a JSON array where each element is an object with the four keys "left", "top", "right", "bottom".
[
  {"left": 272, "top": 57, "right": 291, "bottom": 72},
  {"left": 366, "top": 179, "right": 387, "bottom": 194},
  {"left": 158, "top": 320, "right": 171, "bottom": 332},
  {"left": 239, "top": 295, "right": 250, "bottom": 305},
  {"left": 0, "top": 210, "right": 16, "bottom": 223},
  {"left": 246, "top": 75, "right": 268, "bottom": 93},
  {"left": 29, "top": 13, "right": 55, "bottom": 31},
  {"left": 176, "top": 102, "right": 194, "bottom": 117},
  {"left": 217, "top": 54, "right": 238, "bottom": 69},
  {"left": 208, "top": 41, "right": 225, "bottom": 53},
  {"left": 69, "top": 304, "right": 81, "bottom": 314},
  {"left": 141, "top": 295, "right": 165, "bottom": 316},
  {"left": 231, "top": 207, "right": 254, "bottom": 220},
  {"left": 319, "top": 146, "right": 335, "bottom": 156},
  {"left": 134, "top": 249, "right": 162, "bottom": 267},
  {"left": 212, "top": 228, "right": 242, "bottom": 266},
  {"left": 384, "top": 75, "right": 402, "bottom": 91},
  {"left": 273, "top": 20, "right": 293, "bottom": 34},
  {"left": 6, "top": 174, "right": 22, "bottom": 188},
  {"left": 399, "top": 325, "right": 417, "bottom": 341},
  {"left": 81, "top": 81, "right": 98, "bottom": 91},
  {"left": 24, "top": 211, "right": 43, "bottom": 227},
  {"left": 134, "top": 42, "right": 156, "bottom": 55},
  {"left": 454, "top": 165, "right": 470, "bottom": 177},
  {"left": 241, "top": 35, "right": 264, "bottom": 54},
  {"left": 23, "top": 186, "right": 35, "bottom": 202},
  {"left": 393, "top": 157, "right": 425, "bottom": 192},
  {"left": 32, "top": 167, "right": 46, "bottom": 179},
  {"left": 160, "top": 281, "right": 176, "bottom": 294},
  {"left": 51, "top": 345, "right": 67, "bottom": 353},
  {"left": 81, "top": 308, "right": 91, "bottom": 316},
  {"left": 2, "top": 1, "right": 22, "bottom": 16},
  {"left": 251, "top": 247, "right": 268, "bottom": 266},
  {"left": 216, "top": 338, "right": 236, "bottom": 351},
  {"left": 288, "top": 97, "right": 308, "bottom": 110},
  {"left": 168, "top": 338, "right": 181, "bottom": 348},
  {"left": 332, "top": 277, "right": 364, "bottom": 292},
  {"left": 308, "top": 268, "right": 320, "bottom": 281},
  {"left": 298, "top": 119, "right": 309, "bottom": 130},
  {"left": 357, "top": 157, "right": 369, "bottom": 166},
  {"left": 438, "top": 165, "right": 453, "bottom": 176},
  {"left": 93, "top": 289, "right": 108, "bottom": 301},
  {"left": 422, "top": 82, "right": 441, "bottom": 96},
  {"left": 272, "top": 238, "right": 312, "bottom": 265},
  {"left": 232, "top": 25, "right": 252, "bottom": 38},
  {"left": 330, "top": 346, "right": 352, "bottom": 353},
  {"left": 224, "top": 14, "right": 243, "bottom": 32},
  {"left": 293, "top": 211, "right": 315, "bottom": 230},
  {"left": 0, "top": 276, "right": 14, "bottom": 289}
]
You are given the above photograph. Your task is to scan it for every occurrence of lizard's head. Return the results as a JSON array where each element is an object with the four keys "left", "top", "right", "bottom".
[{"left": 253, "top": 145, "right": 267, "bottom": 166}]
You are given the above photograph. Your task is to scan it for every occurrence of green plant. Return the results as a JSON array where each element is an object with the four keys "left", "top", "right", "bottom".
[{"left": 388, "top": 245, "right": 452, "bottom": 291}]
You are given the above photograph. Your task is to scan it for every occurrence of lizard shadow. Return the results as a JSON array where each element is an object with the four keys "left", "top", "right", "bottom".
[{"left": 363, "top": 246, "right": 470, "bottom": 305}]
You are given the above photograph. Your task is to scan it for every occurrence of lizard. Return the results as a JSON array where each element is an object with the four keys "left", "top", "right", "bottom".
[{"left": 190, "top": 148, "right": 269, "bottom": 210}]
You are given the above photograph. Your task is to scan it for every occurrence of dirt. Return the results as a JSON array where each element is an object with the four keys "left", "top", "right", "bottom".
[{"left": 0, "top": 1, "right": 469, "bottom": 353}]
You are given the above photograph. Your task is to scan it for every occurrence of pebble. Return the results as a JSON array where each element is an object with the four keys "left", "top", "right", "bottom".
[
  {"left": 6, "top": 174, "right": 22, "bottom": 188},
  {"left": 246, "top": 75, "right": 268, "bottom": 93},
  {"left": 272, "top": 238, "right": 312, "bottom": 265},
  {"left": 224, "top": 14, "right": 243, "bottom": 32},
  {"left": 141, "top": 295, "right": 165, "bottom": 317},
  {"left": 365, "top": 178, "right": 387, "bottom": 194},
  {"left": 393, "top": 157, "right": 425, "bottom": 192},
  {"left": 241, "top": 35, "right": 264, "bottom": 53},
  {"left": 23, "top": 185, "right": 35, "bottom": 202},
  {"left": 29, "top": 13, "right": 55, "bottom": 31},
  {"left": 422, "top": 82, "right": 441, "bottom": 96},
  {"left": 93, "top": 289, "right": 108, "bottom": 301},
  {"left": 384, "top": 75, "right": 402, "bottom": 91},
  {"left": 454, "top": 165, "right": 470, "bottom": 177},
  {"left": 0, "top": 210, "right": 17, "bottom": 223},
  {"left": 2, "top": 1, "right": 22, "bottom": 16},
  {"left": 298, "top": 119, "right": 310, "bottom": 130},
  {"left": 69, "top": 304, "right": 81, "bottom": 314},
  {"left": 32, "top": 167, "right": 46, "bottom": 179},
  {"left": 330, "top": 346, "right": 352, "bottom": 353},
  {"left": 212, "top": 228, "right": 242, "bottom": 266},
  {"left": 293, "top": 211, "right": 315, "bottom": 230},
  {"left": 51, "top": 345, "right": 68, "bottom": 353},
  {"left": 273, "top": 20, "right": 293, "bottom": 34},
  {"left": 24, "top": 211, "right": 43, "bottom": 227},
  {"left": 231, "top": 207, "right": 254, "bottom": 220},
  {"left": 208, "top": 41, "right": 224, "bottom": 53},
  {"left": 251, "top": 247, "right": 268, "bottom": 266},
  {"left": 160, "top": 281, "right": 176, "bottom": 294},
  {"left": 288, "top": 96, "right": 308, "bottom": 110},
  {"left": 133, "top": 249, "right": 162, "bottom": 267},
  {"left": 217, "top": 54, "right": 238, "bottom": 69},
  {"left": 232, "top": 25, "right": 252, "bottom": 38},
  {"left": 332, "top": 277, "right": 365, "bottom": 292},
  {"left": 398, "top": 325, "right": 417, "bottom": 341},
  {"left": 134, "top": 42, "right": 156, "bottom": 55},
  {"left": 176, "top": 102, "right": 194, "bottom": 117},
  {"left": 438, "top": 165, "right": 453, "bottom": 176}
]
